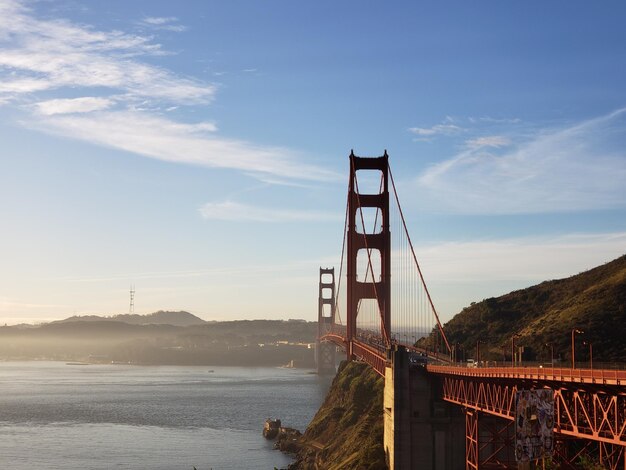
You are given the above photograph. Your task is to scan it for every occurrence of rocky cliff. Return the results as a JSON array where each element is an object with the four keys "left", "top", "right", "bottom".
[{"left": 283, "top": 360, "right": 386, "bottom": 469}]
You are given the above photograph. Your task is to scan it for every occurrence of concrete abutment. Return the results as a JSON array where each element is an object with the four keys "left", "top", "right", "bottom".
[{"left": 384, "top": 346, "right": 465, "bottom": 469}]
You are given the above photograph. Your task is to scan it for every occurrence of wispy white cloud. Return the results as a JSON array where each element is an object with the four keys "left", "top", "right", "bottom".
[
  {"left": 415, "top": 108, "right": 626, "bottom": 214},
  {"left": 408, "top": 123, "right": 463, "bottom": 137},
  {"left": 26, "top": 110, "right": 335, "bottom": 180},
  {"left": 198, "top": 200, "right": 341, "bottom": 222},
  {"left": 0, "top": 0, "right": 334, "bottom": 182},
  {"left": 469, "top": 116, "right": 522, "bottom": 124},
  {"left": 465, "top": 135, "right": 510, "bottom": 149},
  {"left": 142, "top": 16, "right": 177, "bottom": 26},
  {"left": 139, "top": 16, "right": 187, "bottom": 32},
  {"left": 249, "top": 174, "right": 319, "bottom": 188},
  {"left": 34, "top": 96, "right": 114, "bottom": 115},
  {"left": 0, "top": 2, "right": 211, "bottom": 102}
]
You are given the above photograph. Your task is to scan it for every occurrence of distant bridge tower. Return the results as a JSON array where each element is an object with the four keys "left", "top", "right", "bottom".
[
  {"left": 316, "top": 267, "right": 337, "bottom": 375},
  {"left": 347, "top": 151, "right": 391, "bottom": 358}
]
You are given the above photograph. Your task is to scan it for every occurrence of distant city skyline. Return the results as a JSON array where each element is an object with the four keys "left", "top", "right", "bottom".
[{"left": 1, "top": 0, "right": 625, "bottom": 325}]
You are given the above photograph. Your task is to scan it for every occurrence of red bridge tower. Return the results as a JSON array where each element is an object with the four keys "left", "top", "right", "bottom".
[
  {"left": 347, "top": 151, "right": 391, "bottom": 358},
  {"left": 316, "top": 267, "right": 336, "bottom": 374}
]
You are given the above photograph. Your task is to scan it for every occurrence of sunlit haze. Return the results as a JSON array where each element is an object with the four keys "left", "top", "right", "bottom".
[{"left": 1, "top": 0, "right": 625, "bottom": 325}]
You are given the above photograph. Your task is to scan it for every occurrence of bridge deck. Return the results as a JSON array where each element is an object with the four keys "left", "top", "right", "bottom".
[{"left": 427, "top": 365, "right": 626, "bottom": 386}]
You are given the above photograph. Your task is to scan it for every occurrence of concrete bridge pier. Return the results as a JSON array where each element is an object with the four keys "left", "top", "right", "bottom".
[
  {"left": 384, "top": 345, "right": 465, "bottom": 469},
  {"left": 315, "top": 340, "right": 336, "bottom": 375}
]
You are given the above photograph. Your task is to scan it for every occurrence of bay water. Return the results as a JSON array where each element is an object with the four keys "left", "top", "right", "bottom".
[{"left": 0, "top": 361, "right": 330, "bottom": 469}]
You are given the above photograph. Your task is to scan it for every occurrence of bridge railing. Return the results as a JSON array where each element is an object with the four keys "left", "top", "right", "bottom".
[
  {"left": 427, "top": 364, "right": 626, "bottom": 385},
  {"left": 437, "top": 360, "right": 626, "bottom": 370},
  {"left": 351, "top": 340, "right": 387, "bottom": 376},
  {"left": 330, "top": 323, "right": 347, "bottom": 338}
]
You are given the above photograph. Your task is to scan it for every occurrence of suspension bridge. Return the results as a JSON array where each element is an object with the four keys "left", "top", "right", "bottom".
[{"left": 315, "top": 151, "right": 626, "bottom": 469}]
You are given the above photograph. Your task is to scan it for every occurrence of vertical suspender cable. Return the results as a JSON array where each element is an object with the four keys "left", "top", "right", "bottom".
[{"left": 388, "top": 166, "right": 451, "bottom": 356}]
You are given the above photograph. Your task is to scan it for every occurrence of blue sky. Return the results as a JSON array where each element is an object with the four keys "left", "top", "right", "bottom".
[{"left": 1, "top": 0, "right": 625, "bottom": 325}]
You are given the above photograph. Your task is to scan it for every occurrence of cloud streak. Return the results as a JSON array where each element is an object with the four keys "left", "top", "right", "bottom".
[
  {"left": 26, "top": 110, "right": 335, "bottom": 180},
  {"left": 415, "top": 108, "right": 626, "bottom": 214},
  {"left": 139, "top": 16, "right": 187, "bottom": 32},
  {"left": 0, "top": 0, "right": 335, "bottom": 182},
  {"left": 465, "top": 135, "right": 510, "bottom": 149},
  {"left": 34, "top": 97, "right": 114, "bottom": 115},
  {"left": 408, "top": 123, "right": 463, "bottom": 137},
  {"left": 198, "top": 200, "right": 341, "bottom": 222}
]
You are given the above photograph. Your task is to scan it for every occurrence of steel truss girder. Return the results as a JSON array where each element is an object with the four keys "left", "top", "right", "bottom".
[
  {"left": 553, "top": 387, "right": 626, "bottom": 445},
  {"left": 440, "top": 374, "right": 626, "bottom": 466},
  {"left": 552, "top": 438, "right": 626, "bottom": 470},
  {"left": 466, "top": 410, "right": 479, "bottom": 470},
  {"left": 599, "top": 441, "right": 626, "bottom": 470},
  {"left": 442, "top": 376, "right": 518, "bottom": 421},
  {"left": 479, "top": 418, "right": 515, "bottom": 468}
]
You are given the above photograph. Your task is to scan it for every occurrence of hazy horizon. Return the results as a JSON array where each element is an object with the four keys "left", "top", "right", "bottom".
[{"left": 1, "top": 310, "right": 313, "bottom": 327}]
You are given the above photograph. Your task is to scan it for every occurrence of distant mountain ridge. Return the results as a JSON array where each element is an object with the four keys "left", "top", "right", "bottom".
[
  {"left": 53, "top": 310, "right": 206, "bottom": 327},
  {"left": 436, "top": 254, "right": 626, "bottom": 362}
]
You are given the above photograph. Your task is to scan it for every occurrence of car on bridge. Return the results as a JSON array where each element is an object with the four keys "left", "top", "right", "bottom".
[{"left": 409, "top": 352, "right": 428, "bottom": 367}]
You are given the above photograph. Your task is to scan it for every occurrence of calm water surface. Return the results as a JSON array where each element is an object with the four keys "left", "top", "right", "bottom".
[{"left": 0, "top": 361, "right": 330, "bottom": 469}]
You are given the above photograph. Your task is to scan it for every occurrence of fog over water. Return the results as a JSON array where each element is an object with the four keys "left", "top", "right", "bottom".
[{"left": 0, "top": 362, "right": 330, "bottom": 469}]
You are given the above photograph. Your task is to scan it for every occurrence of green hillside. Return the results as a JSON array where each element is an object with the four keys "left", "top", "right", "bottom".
[{"left": 438, "top": 254, "right": 626, "bottom": 364}]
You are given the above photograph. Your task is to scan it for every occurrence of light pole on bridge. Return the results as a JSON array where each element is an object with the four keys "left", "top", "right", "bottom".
[
  {"left": 511, "top": 334, "right": 521, "bottom": 367},
  {"left": 476, "top": 340, "right": 483, "bottom": 367},
  {"left": 584, "top": 340, "right": 593, "bottom": 370},
  {"left": 545, "top": 342, "right": 554, "bottom": 368},
  {"left": 571, "top": 328, "right": 584, "bottom": 369}
]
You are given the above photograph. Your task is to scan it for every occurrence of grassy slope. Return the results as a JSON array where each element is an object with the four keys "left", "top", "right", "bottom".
[
  {"left": 290, "top": 361, "right": 385, "bottom": 470},
  {"left": 438, "top": 254, "right": 626, "bottom": 362}
]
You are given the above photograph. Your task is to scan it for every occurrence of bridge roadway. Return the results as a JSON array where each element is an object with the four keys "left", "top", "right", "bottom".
[{"left": 429, "top": 364, "right": 626, "bottom": 386}]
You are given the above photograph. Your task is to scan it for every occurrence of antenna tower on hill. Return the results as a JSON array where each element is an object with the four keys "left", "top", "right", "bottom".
[{"left": 129, "top": 284, "right": 135, "bottom": 314}]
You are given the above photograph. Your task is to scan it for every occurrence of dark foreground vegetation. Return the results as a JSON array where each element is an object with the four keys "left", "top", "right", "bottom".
[
  {"left": 0, "top": 314, "right": 316, "bottom": 367},
  {"left": 423, "top": 254, "right": 626, "bottom": 364}
]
